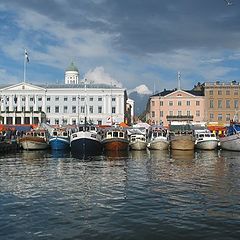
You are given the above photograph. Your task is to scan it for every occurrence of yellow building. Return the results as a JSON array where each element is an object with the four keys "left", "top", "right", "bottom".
[{"left": 204, "top": 81, "right": 240, "bottom": 125}]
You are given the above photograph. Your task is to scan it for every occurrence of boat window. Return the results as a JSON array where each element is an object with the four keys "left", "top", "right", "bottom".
[
  {"left": 107, "top": 132, "right": 112, "bottom": 137},
  {"left": 119, "top": 132, "right": 124, "bottom": 138},
  {"left": 63, "top": 132, "right": 68, "bottom": 136},
  {"left": 53, "top": 131, "right": 57, "bottom": 136},
  {"left": 113, "top": 132, "right": 118, "bottom": 138},
  {"left": 91, "top": 126, "right": 95, "bottom": 131},
  {"left": 211, "top": 134, "right": 215, "bottom": 137},
  {"left": 34, "top": 133, "right": 38, "bottom": 137},
  {"left": 132, "top": 137, "right": 136, "bottom": 141},
  {"left": 199, "top": 134, "right": 204, "bottom": 138},
  {"left": 205, "top": 134, "right": 210, "bottom": 137},
  {"left": 72, "top": 134, "right": 77, "bottom": 138},
  {"left": 79, "top": 127, "right": 84, "bottom": 131}
]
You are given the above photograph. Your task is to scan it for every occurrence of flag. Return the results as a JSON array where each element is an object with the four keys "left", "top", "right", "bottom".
[
  {"left": 14, "top": 95, "right": 17, "bottom": 104},
  {"left": 25, "top": 49, "right": 29, "bottom": 62}
]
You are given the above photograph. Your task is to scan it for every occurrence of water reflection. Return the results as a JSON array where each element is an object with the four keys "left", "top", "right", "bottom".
[
  {"left": 171, "top": 149, "right": 195, "bottom": 161},
  {"left": 147, "top": 149, "right": 170, "bottom": 160},
  {"left": 130, "top": 150, "right": 148, "bottom": 160},
  {"left": 21, "top": 149, "right": 50, "bottom": 161},
  {"left": 195, "top": 149, "right": 219, "bottom": 160},
  {"left": 104, "top": 150, "right": 129, "bottom": 161},
  {"left": 51, "top": 149, "right": 71, "bottom": 159}
]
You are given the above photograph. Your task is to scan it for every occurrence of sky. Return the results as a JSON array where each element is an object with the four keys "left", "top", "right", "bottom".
[{"left": 0, "top": 0, "right": 239, "bottom": 94}]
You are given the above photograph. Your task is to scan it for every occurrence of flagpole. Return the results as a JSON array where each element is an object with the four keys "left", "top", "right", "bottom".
[
  {"left": 23, "top": 49, "right": 29, "bottom": 83},
  {"left": 23, "top": 49, "right": 26, "bottom": 83},
  {"left": 24, "top": 49, "right": 26, "bottom": 83}
]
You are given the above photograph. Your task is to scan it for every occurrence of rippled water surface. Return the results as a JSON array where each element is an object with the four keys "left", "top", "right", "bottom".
[{"left": 0, "top": 149, "right": 240, "bottom": 240}]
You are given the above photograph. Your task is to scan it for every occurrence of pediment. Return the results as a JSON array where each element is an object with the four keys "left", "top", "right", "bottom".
[
  {"left": 1, "top": 82, "right": 46, "bottom": 91},
  {"left": 164, "top": 90, "right": 196, "bottom": 99}
]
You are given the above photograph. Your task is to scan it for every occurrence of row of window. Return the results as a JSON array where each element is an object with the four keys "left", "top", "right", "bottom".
[
  {"left": 52, "top": 119, "right": 102, "bottom": 125},
  {"left": 209, "top": 113, "right": 233, "bottom": 121},
  {"left": 209, "top": 99, "right": 239, "bottom": 109},
  {"left": 2, "top": 96, "right": 116, "bottom": 102},
  {"left": 209, "top": 89, "right": 239, "bottom": 96},
  {"left": 152, "top": 100, "right": 200, "bottom": 106},
  {"left": 3, "top": 106, "right": 43, "bottom": 112},
  {"left": 3, "top": 106, "right": 117, "bottom": 114},
  {"left": 49, "top": 106, "right": 116, "bottom": 114},
  {"left": 152, "top": 110, "right": 200, "bottom": 117}
]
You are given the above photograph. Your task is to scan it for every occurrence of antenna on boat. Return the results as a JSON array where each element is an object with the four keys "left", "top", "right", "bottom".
[
  {"left": 111, "top": 82, "right": 113, "bottom": 125},
  {"left": 84, "top": 78, "right": 87, "bottom": 130}
]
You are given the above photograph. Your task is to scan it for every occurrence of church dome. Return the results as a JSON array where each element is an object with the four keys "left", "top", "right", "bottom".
[{"left": 66, "top": 62, "right": 79, "bottom": 72}]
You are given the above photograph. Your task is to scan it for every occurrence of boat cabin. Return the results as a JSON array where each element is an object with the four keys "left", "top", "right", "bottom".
[
  {"left": 195, "top": 131, "right": 217, "bottom": 140},
  {"left": 25, "top": 130, "right": 47, "bottom": 138},
  {"left": 52, "top": 129, "right": 68, "bottom": 137},
  {"left": 130, "top": 134, "right": 146, "bottom": 143},
  {"left": 105, "top": 130, "right": 127, "bottom": 139}
]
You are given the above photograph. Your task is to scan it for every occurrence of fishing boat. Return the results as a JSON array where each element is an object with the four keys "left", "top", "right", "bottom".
[
  {"left": 219, "top": 121, "right": 240, "bottom": 151},
  {"left": 169, "top": 123, "right": 195, "bottom": 151},
  {"left": 147, "top": 126, "right": 169, "bottom": 150},
  {"left": 194, "top": 129, "right": 219, "bottom": 150},
  {"left": 20, "top": 129, "right": 49, "bottom": 150},
  {"left": 70, "top": 79, "right": 103, "bottom": 156},
  {"left": 70, "top": 124, "right": 102, "bottom": 155},
  {"left": 49, "top": 127, "right": 70, "bottom": 150},
  {"left": 102, "top": 127, "right": 129, "bottom": 151},
  {"left": 129, "top": 134, "right": 147, "bottom": 150}
]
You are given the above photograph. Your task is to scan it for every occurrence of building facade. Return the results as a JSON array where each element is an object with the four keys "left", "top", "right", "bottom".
[
  {"left": 0, "top": 63, "right": 128, "bottom": 126},
  {"left": 147, "top": 89, "right": 205, "bottom": 127},
  {"left": 204, "top": 81, "right": 240, "bottom": 125}
]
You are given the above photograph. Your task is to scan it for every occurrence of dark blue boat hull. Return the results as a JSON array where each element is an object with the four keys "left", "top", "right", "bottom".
[{"left": 71, "top": 138, "right": 102, "bottom": 156}]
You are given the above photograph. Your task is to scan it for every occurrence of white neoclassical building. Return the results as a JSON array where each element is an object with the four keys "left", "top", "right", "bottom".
[{"left": 0, "top": 63, "right": 128, "bottom": 125}]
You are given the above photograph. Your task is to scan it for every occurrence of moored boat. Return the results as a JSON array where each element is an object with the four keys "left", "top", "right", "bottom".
[
  {"left": 70, "top": 124, "right": 102, "bottom": 155},
  {"left": 20, "top": 129, "right": 49, "bottom": 150},
  {"left": 129, "top": 134, "right": 147, "bottom": 150},
  {"left": 49, "top": 127, "right": 70, "bottom": 150},
  {"left": 102, "top": 128, "right": 129, "bottom": 151},
  {"left": 147, "top": 126, "right": 169, "bottom": 150},
  {"left": 169, "top": 123, "right": 195, "bottom": 151},
  {"left": 194, "top": 129, "right": 219, "bottom": 150},
  {"left": 219, "top": 121, "right": 240, "bottom": 151}
]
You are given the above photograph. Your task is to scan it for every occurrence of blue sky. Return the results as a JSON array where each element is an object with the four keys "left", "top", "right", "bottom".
[{"left": 0, "top": 0, "right": 239, "bottom": 94}]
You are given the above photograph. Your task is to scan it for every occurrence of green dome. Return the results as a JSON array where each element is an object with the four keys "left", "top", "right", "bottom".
[{"left": 66, "top": 62, "right": 79, "bottom": 72}]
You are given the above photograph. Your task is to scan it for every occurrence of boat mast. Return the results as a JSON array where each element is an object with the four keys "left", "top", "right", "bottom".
[{"left": 84, "top": 78, "right": 87, "bottom": 130}]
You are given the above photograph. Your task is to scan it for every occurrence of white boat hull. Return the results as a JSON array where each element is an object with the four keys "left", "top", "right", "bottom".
[
  {"left": 195, "top": 140, "right": 219, "bottom": 150},
  {"left": 21, "top": 140, "right": 49, "bottom": 150},
  {"left": 220, "top": 133, "right": 240, "bottom": 151},
  {"left": 129, "top": 140, "right": 147, "bottom": 150},
  {"left": 148, "top": 138, "right": 169, "bottom": 150}
]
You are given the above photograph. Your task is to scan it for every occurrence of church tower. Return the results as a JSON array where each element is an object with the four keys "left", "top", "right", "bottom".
[{"left": 65, "top": 62, "right": 79, "bottom": 84}]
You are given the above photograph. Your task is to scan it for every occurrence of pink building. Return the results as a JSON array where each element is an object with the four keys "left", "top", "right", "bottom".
[{"left": 148, "top": 89, "right": 205, "bottom": 127}]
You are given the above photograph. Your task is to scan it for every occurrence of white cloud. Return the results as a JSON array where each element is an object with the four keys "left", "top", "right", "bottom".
[
  {"left": 130, "top": 84, "right": 152, "bottom": 95},
  {"left": 84, "top": 66, "right": 122, "bottom": 87}
]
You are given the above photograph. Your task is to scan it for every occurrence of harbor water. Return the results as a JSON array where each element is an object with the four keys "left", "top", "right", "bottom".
[{"left": 0, "top": 149, "right": 240, "bottom": 240}]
